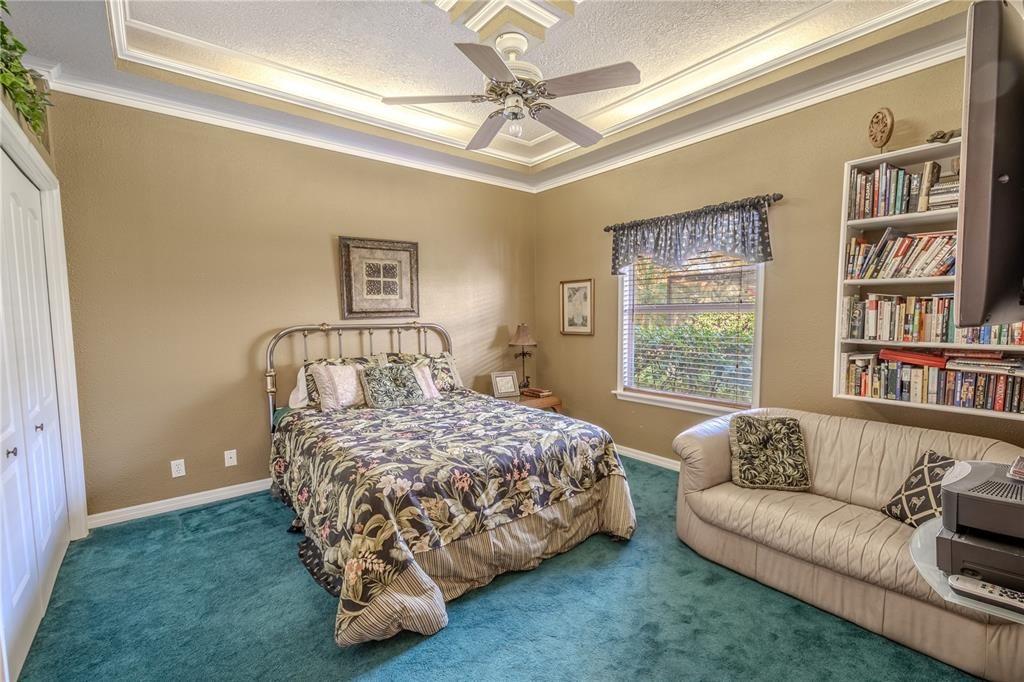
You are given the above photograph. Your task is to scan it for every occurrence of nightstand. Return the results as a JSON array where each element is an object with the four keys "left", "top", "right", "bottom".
[{"left": 511, "top": 395, "right": 562, "bottom": 412}]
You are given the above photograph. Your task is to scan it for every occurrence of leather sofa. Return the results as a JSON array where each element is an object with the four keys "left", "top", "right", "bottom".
[{"left": 673, "top": 408, "right": 1024, "bottom": 681}]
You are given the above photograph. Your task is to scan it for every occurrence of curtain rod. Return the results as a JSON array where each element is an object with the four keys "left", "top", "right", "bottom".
[{"left": 602, "top": 193, "right": 784, "bottom": 232}]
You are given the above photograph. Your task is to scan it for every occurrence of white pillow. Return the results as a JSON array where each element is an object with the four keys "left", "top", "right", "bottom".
[
  {"left": 288, "top": 366, "right": 309, "bottom": 408},
  {"left": 309, "top": 363, "right": 365, "bottom": 411},
  {"left": 412, "top": 364, "right": 441, "bottom": 400}
]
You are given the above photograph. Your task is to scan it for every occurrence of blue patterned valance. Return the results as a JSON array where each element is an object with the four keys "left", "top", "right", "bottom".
[{"left": 605, "top": 193, "right": 781, "bottom": 275}]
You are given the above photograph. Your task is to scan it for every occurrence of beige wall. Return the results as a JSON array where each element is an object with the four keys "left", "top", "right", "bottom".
[
  {"left": 534, "top": 59, "right": 1024, "bottom": 458},
  {"left": 52, "top": 59, "right": 1024, "bottom": 515},
  {"left": 51, "top": 94, "right": 536, "bottom": 513}
]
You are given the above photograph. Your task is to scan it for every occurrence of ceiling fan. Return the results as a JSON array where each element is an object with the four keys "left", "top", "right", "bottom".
[{"left": 381, "top": 33, "right": 641, "bottom": 151}]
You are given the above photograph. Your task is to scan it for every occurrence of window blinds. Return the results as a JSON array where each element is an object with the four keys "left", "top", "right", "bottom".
[{"left": 621, "top": 252, "right": 758, "bottom": 407}]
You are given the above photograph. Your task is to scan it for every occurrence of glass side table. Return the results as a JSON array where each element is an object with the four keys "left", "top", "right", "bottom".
[{"left": 909, "top": 517, "right": 1024, "bottom": 625}]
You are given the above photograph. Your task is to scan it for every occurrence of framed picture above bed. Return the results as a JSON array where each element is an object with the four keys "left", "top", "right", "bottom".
[
  {"left": 339, "top": 237, "right": 419, "bottom": 319},
  {"left": 560, "top": 278, "right": 594, "bottom": 335}
]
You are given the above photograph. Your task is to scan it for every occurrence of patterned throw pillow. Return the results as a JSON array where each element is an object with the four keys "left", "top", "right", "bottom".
[
  {"left": 881, "top": 450, "right": 957, "bottom": 527},
  {"left": 360, "top": 364, "right": 425, "bottom": 409},
  {"left": 728, "top": 415, "right": 811, "bottom": 491},
  {"left": 303, "top": 357, "right": 372, "bottom": 408},
  {"left": 385, "top": 352, "right": 463, "bottom": 392}
]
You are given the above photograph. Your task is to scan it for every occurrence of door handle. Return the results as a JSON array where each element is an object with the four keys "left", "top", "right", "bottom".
[
  {"left": 35, "top": 423, "right": 44, "bottom": 431},
  {"left": 5, "top": 447, "right": 16, "bottom": 458}
]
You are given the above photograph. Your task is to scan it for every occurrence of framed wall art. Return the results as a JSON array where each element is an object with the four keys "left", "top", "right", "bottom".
[
  {"left": 560, "top": 278, "right": 594, "bottom": 335},
  {"left": 339, "top": 236, "right": 419, "bottom": 319}
]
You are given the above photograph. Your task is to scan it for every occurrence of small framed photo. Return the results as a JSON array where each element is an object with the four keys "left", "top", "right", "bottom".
[
  {"left": 490, "top": 371, "right": 520, "bottom": 398},
  {"left": 560, "top": 278, "right": 594, "bottom": 335}
]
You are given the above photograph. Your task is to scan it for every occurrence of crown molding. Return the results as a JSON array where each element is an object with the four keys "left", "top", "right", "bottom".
[
  {"left": 28, "top": 31, "right": 964, "bottom": 194},
  {"left": 530, "top": 37, "right": 965, "bottom": 192},
  {"left": 27, "top": 60, "right": 536, "bottom": 193}
]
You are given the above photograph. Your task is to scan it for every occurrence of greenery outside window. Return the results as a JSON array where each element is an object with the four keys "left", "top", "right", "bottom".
[{"left": 617, "top": 252, "right": 762, "bottom": 414}]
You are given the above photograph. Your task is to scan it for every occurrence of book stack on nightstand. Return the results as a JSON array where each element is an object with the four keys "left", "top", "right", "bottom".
[{"left": 515, "top": 387, "right": 561, "bottom": 412}]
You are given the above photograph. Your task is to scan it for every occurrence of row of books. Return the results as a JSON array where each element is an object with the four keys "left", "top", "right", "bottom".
[
  {"left": 926, "top": 178, "right": 959, "bottom": 210},
  {"left": 842, "top": 351, "right": 1024, "bottom": 413},
  {"left": 847, "top": 159, "right": 955, "bottom": 220},
  {"left": 845, "top": 228, "right": 956, "bottom": 280},
  {"left": 841, "top": 293, "right": 1024, "bottom": 345}
]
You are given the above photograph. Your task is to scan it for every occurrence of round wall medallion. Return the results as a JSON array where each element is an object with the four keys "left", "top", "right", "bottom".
[{"left": 868, "top": 108, "right": 894, "bottom": 149}]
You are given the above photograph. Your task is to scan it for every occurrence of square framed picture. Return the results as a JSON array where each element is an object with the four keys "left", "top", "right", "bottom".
[
  {"left": 490, "top": 370, "right": 520, "bottom": 398},
  {"left": 560, "top": 278, "right": 594, "bottom": 335},
  {"left": 339, "top": 236, "right": 419, "bottom": 319}
]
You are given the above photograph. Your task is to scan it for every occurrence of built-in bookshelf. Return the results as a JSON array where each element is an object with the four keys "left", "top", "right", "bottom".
[{"left": 833, "top": 138, "right": 1024, "bottom": 422}]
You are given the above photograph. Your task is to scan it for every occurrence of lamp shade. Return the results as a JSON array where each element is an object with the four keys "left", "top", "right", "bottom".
[{"left": 508, "top": 323, "right": 537, "bottom": 347}]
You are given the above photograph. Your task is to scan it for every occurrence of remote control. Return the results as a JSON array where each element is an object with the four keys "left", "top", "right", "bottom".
[{"left": 948, "top": 575, "right": 1024, "bottom": 616}]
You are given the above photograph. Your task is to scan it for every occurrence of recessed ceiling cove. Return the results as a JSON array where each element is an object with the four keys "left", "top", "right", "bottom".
[{"left": 109, "top": 0, "right": 929, "bottom": 168}]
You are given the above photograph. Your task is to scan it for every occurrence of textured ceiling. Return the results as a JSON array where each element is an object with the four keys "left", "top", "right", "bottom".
[{"left": 123, "top": 0, "right": 911, "bottom": 144}]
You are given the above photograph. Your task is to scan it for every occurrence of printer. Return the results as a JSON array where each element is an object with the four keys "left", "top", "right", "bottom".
[{"left": 936, "top": 460, "right": 1024, "bottom": 591}]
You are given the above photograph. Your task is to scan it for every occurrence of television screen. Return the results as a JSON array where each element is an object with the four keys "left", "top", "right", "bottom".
[{"left": 955, "top": 0, "right": 1024, "bottom": 327}]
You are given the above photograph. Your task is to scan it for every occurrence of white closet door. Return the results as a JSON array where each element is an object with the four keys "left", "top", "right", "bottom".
[
  {"left": 2, "top": 152, "right": 69, "bottom": 590},
  {"left": 1, "top": 153, "right": 46, "bottom": 679}
]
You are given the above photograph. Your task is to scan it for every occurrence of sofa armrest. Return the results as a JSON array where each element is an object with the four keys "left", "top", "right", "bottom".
[{"left": 672, "top": 415, "right": 733, "bottom": 495}]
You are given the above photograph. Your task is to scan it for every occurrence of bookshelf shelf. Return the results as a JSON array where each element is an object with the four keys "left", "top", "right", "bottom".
[
  {"left": 834, "top": 139, "right": 1024, "bottom": 420},
  {"left": 840, "top": 339, "right": 1024, "bottom": 352},
  {"left": 842, "top": 277, "right": 954, "bottom": 286},
  {"left": 835, "top": 394, "right": 1024, "bottom": 422},
  {"left": 846, "top": 207, "right": 959, "bottom": 231}
]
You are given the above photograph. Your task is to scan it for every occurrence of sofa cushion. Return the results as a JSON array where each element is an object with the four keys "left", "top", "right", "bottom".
[
  {"left": 724, "top": 408, "right": 1018, "bottom": 511},
  {"left": 687, "top": 483, "right": 940, "bottom": 605},
  {"left": 729, "top": 415, "right": 810, "bottom": 491},
  {"left": 881, "top": 450, "right": 957, "bottom": 527}
]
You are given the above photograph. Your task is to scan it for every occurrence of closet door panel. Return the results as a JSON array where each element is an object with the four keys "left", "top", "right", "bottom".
[
  {"left": 2, "top": 152, "right": 68, "bottom": 585},
  {"left": 0, "top": 190, "right": 42, "bottom": 675}
]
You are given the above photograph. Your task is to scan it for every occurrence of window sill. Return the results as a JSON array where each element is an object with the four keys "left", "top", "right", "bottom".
[{"left": 611, "top": 389, "right": 745, "bottom": 417}]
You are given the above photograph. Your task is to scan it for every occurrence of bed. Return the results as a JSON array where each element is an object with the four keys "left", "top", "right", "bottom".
[{"left": 265, "top": 322, "right": 636, "bottom": 646}]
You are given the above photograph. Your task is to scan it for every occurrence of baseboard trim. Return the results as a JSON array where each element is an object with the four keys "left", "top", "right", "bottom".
[
  {"left": 616, "top": 445, "right": 681, "bottom": 472},
  {"left": 86, "top": 478, "right": 272, "bottom": 529},
  {"left": 87, "top": 450, "right": 674, "bottom": 530}
]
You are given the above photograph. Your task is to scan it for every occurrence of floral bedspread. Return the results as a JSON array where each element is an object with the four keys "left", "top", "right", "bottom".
[{"left": 271, "top": 388, "right": 630, "bottom": 634}]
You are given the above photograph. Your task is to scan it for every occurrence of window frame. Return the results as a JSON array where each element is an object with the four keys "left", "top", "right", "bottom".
[{"left": 613, "top": 259, "right": 766, "bottom": 416}]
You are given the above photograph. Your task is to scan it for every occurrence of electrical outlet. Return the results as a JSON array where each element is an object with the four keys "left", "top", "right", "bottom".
[
  {"left": 224, "top": 449, "right": 237, "bottom": 467},
  {"left": 170, "top": 459, "right": 186, "bottom": 478}
]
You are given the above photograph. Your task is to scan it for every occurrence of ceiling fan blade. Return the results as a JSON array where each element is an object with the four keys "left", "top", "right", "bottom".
[
  {"left": 542, "top": 62, "right": 641, "bottom": 97},
  {"left": 455, "top": 43, "right": 517, "bottom": 82},
  {"left": 381, "top": 95, "right": 481, "bottom": 105},
  {"left": 466, "top": 113, "right": 506, "bottom": 150},
  {"left": 532, "top": 105, "right": 602, "bottom": 147}
]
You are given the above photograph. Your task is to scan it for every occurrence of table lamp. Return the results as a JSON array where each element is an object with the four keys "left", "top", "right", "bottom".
[{"left": 508, "top": 323, "right": 537, "bottom": 389}]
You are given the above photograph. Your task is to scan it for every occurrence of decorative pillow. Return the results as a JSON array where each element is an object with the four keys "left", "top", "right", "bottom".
[
  {"left": 385, "top": 352, "right": 463, "bottom": 392},
  {"left": 728, "top": 415, "right": 811, "bottom": 491},
  {"left": 360, "top": 364, "right": 425, "bottom": 409},
  {"left": 308, "top": 363, "right": 365, "bottom": 411},
  {"left": 302, "top": 357, "right": 372, "bottom": 409},
  {"left": 412, "top": 364, "right": 440, "bottom": 401},
  {"left": 881, "top": 450, "right": 957, "bottom": 527}
]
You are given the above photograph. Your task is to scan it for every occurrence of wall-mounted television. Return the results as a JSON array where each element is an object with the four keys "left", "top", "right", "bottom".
[{"left": 955, "top": 0, "right": 1024, "bottom": 327}]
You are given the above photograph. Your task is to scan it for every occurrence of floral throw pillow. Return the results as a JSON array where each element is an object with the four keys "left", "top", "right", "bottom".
[
  {"left": 728, "top": 415, "right": 811, "bottom": 491},
  {"left": 385, "top": 352, "right": 463, "bottom": 392},
  {"left": 360, "top": 364, "right": 425, "bottom": 409},
  {"left": 881, "top": 450, "right": 957, "bottom": 527}
]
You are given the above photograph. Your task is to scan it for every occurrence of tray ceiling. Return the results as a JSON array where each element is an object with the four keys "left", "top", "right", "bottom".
[
  {"left": 7, "top": 1, "right": 967, "bottom": 190},
  {"left": 112, "top": 0, "right": 922, "bottom": 164}
]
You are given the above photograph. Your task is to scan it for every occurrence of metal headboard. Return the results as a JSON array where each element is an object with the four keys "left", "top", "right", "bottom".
[{"left": 264, "top": 321, "right": 453, "bottom": 428}]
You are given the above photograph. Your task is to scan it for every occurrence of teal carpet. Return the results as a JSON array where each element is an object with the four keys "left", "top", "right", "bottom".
[{"left": 22, "top": 460, "right": 969, "bottom": 681}]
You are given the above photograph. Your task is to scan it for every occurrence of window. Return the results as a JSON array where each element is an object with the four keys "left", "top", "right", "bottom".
[{"left": 618, "top": 252, "right": 762, "bottom": 413}]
